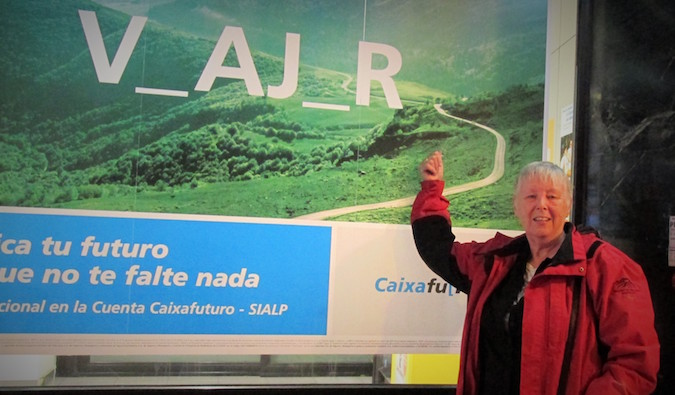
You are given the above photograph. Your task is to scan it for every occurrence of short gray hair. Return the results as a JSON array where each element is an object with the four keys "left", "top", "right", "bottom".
[{"left": 514, "top": 161, "right": 572, "bottom": 203}]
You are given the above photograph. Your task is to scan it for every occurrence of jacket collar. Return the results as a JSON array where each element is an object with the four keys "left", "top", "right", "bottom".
[{"left": 483, "top": 223, "right": 581, "bottom": 266}]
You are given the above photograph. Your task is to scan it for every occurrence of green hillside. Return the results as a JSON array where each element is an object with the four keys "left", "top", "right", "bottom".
[{"left": 46, "top": 84, "right": 543, "bottom": 229}]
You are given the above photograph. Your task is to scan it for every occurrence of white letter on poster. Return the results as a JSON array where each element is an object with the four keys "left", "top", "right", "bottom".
[
  {"left": 195, "top": 26, "right": 264, "bottom": 96},
  {"left": 78, "top": 10, "right": 147, "bottom": 84},
  {"left": 267, "top": 33, "right": 301, "bottom": 99},
  {"left": 356, "top": 41, "right": 402, "bottom": 109}
]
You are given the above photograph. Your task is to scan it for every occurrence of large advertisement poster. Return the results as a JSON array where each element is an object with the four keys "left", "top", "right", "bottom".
[{"left": 0, "top": 0, "right": 546, "bottom": 355}]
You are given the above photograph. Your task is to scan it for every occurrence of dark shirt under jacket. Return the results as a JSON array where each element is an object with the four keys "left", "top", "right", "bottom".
[
  {"left": 478, "top": 250, "right": 528, "bottom": 395},
  {"left": 478, "top": 224, "right": 575, "bottom": 395}
]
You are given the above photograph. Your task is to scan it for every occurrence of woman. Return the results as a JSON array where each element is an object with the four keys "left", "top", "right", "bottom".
[{"left": 411, "top": 151, "right": 659, "bottom": 394}]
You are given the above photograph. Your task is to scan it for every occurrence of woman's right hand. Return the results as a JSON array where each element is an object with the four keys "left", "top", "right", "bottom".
[{"left": 419, "top": 151, "right": 444, "bottom": 181}]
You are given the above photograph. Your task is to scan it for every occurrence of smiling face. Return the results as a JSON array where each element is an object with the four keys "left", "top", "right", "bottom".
[{"left": 513, "top": 165, "right": 572, "bottom": 245}]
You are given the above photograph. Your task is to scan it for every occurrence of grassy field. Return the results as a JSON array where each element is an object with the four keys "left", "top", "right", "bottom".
[
  {"left": 55, "top": 103, "right": 508, "bottom": 226},
  {"left": 28, "top": 62, "right": 541, "bottom": 231}
]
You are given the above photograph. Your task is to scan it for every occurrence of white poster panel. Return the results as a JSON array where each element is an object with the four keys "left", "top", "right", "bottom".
[{"left": 0, "top": 207, "right": 519, "bottom": 355}]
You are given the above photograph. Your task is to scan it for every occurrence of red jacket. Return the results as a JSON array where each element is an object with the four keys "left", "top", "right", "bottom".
[{"left": 411, "top": 180, "right": 660, "bottom": 395}]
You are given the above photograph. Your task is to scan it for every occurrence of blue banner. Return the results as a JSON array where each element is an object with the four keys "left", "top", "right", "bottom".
[{"left": 0, "top": 212, "right": 331, "bottom": 335}]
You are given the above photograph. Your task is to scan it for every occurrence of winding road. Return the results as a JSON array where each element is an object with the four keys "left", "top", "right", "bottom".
[{"left": 294, "top": 103, "right": 506, "bottom": 220}]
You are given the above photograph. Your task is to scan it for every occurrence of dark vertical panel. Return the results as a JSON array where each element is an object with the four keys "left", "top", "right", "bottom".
[
  {"left": 572, "top": 0, "right": 593, "bottom": 225},
  {"left": 574, "top": 0, "right": 675, "bottom": 393}
]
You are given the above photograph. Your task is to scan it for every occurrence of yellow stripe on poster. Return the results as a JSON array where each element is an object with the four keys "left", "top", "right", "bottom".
[
  {"left": 547, "top": 118, "right": 556, "bottom": 161},
  {"left": 391, "top": 354, "right": 460, "bottom": 384}
]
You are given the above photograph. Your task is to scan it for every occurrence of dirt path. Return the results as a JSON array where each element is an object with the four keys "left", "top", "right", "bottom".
[{"left": 294, "top": 104, "right": 506, "bottom": 220}]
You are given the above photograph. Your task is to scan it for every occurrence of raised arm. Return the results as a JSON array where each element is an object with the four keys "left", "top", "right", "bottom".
[{"left": 411, "top": 151, "right": 471, "bottom": 293}]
